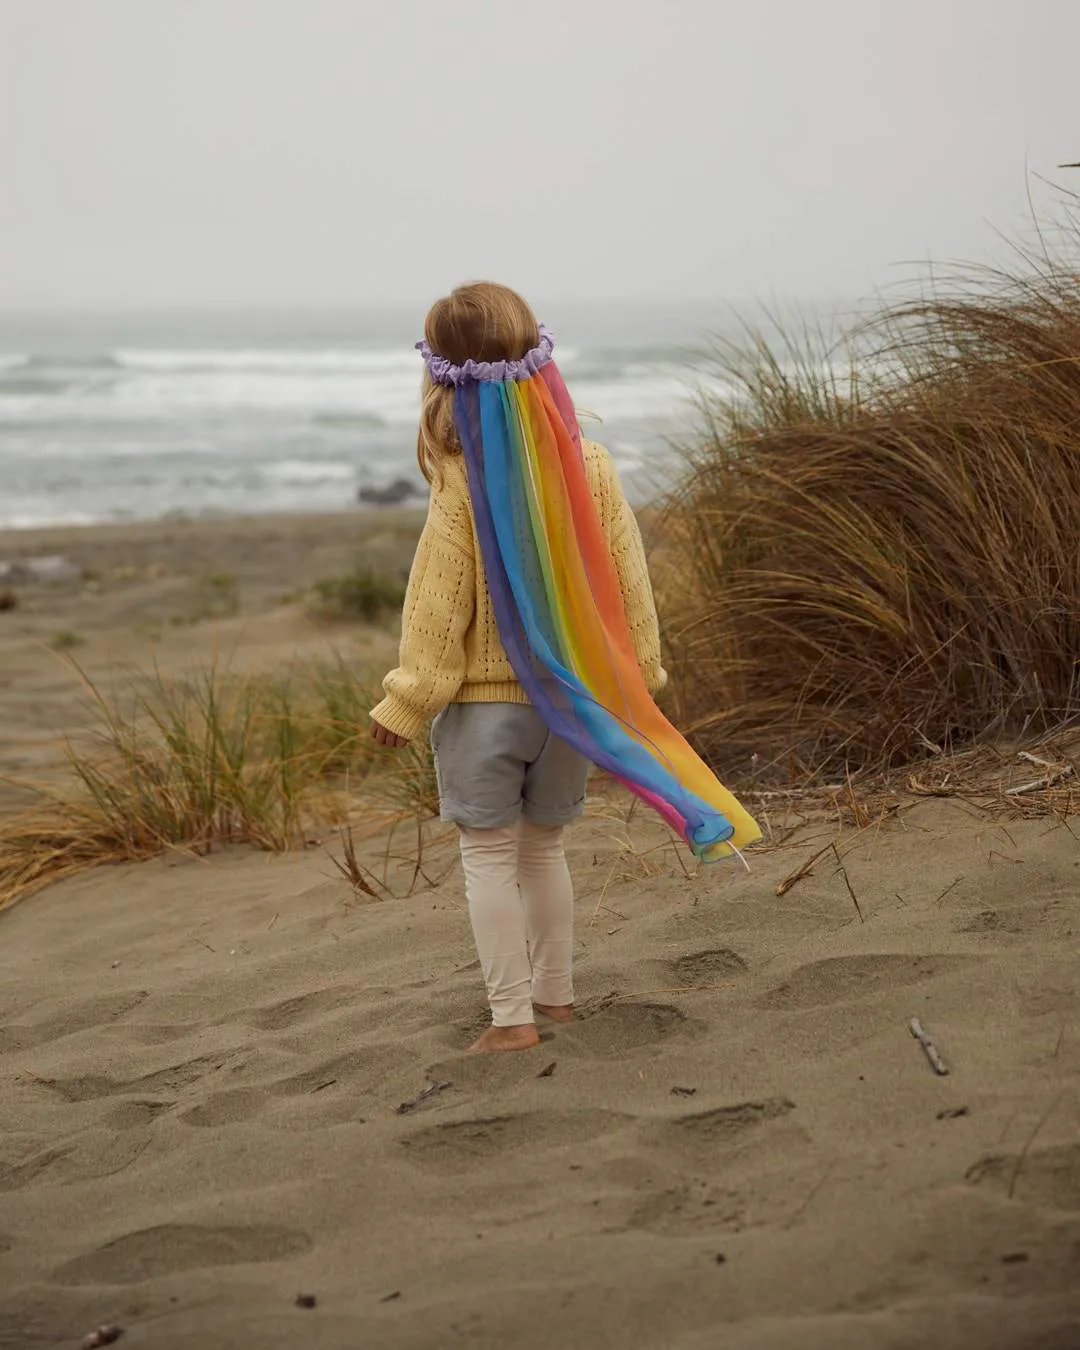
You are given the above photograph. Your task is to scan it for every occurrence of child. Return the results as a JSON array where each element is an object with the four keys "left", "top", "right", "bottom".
[{"left": 370, "top": 282, "right": 759, "bottom": 1053}]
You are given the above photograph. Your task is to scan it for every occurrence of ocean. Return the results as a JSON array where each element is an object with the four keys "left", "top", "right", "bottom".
[{"left": 0, "top": 304, "right": 739, "bottom": 530}]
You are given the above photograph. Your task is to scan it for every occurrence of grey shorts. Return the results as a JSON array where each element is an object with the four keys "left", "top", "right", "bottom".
[{"left": 431, "top": 702, "right": 589, "bottom": 829}]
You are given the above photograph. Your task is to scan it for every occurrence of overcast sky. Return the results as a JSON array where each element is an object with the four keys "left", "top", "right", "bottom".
[{"left": 1, "top": 0, "right": 1077, "bottom": 310}]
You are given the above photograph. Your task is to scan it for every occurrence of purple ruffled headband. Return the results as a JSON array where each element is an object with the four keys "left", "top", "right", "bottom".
[{"left": 416, "top": 324, "right": 555, "bottom": 387}]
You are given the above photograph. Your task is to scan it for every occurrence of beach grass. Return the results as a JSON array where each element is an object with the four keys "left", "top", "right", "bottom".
[
  {"left": 659, "top": 207, "right": 1080, "bottom": 783},
  {"left": 169, "top": 571, "right": 241, "bottom": 626},
  {"left": 308, "top": 565, "right": 406, "bottom": 622},
  {"left": 0, "top": 656, "right": 429, "bottom": 909}
]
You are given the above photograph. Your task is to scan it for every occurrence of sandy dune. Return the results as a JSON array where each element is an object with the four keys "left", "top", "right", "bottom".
[
  {"left": 1, "top": 513, "right": 1078, "bottom": 1348},
  {"left": 0, "top": 511, "right": 414, "bottom": 809},
  {"left": 1, "top": 798, "right": 1078, "bottom": 1349}
]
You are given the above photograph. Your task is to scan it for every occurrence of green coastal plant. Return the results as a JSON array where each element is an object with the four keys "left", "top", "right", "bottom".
[
  {"left": 308, "top": 565, "right": 406, "bottom": 623},
  {"left": 169, "top": 571, "right": 241, "bottom": 626},
  {"left": 50, "top": 630, "right": 85, "bottom": 651},
  {"left": 0, "top": 656, "right": 401, "bottom": 908}
]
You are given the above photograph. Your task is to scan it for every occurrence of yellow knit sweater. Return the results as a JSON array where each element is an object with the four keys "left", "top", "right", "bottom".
[{"left": 370, "top": 440, "right": 666, "bottom": 742}]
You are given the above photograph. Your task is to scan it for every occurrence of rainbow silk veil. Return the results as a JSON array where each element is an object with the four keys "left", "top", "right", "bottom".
[{"left": 419, "top": 327, "right": 761, "bottom": 862}]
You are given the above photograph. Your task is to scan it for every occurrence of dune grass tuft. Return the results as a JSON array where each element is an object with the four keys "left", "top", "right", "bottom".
[
  {"left": 0, "top": 656, "right": 420, "bottom": 909},
  {"left": 660, "top": 203, "right": 1080, "bottom": 783},
  {"left": 309, "top": 566, "right": 406, "bottom": 623}
]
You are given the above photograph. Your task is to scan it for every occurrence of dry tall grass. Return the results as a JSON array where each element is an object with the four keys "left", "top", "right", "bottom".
[
  {"left": 660, "top": 209, "right": 1080, "bottom": 782},
  {"left": 0, "top": 657, "right": 430, "bottom": 909}
]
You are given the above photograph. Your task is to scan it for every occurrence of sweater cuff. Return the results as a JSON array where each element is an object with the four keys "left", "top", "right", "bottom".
[{"left": 369, "top": 695, "right": 428, "bottom": 743}]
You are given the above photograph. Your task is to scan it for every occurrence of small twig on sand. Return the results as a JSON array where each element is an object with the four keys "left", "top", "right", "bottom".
[
  {"left": 395, "top": 1080, "right": 452, "bottom": 1115},
  {"left": 590, "top": 859, "right": 618, "bottom": 925},
  {"left": 1008, "top": 1095, "right": 1063, "bottom": 1199},
  {"left": 831, "top": 844, "right": 863, "bottom": 923},
  {"left": 783, "top": 1163, "right": 835, "bottom": 1230},
  {"left": 775, "top": 842, "right": 833, "bottom": 896},
  {"left": 909, "top": 1017, "right": 948, "bottom": 1075},
  {"left": 933, "top": 876, "right": 963, "bottom": 906},
  {"left": 669, "top": 836, "right": 696, "bottom": 880}
]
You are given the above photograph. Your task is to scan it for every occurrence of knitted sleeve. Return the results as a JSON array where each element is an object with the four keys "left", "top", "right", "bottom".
[
  {"left": 369, "top": 469, "right": 476, "bottom": 741},
  {"left": 589, "top": 444, "right": 668, "bottom": 696}
]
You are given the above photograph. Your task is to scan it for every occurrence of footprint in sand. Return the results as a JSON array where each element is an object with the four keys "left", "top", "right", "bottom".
[
  {"left": 657, "top": 1097, "right": 796, "bottom": 1146},
  {"left": 266, "top": 1045, "right": 397, "bottom": 1097},
  {"left": 34, "top": 1050, "right": 244, "bottom": 1103},
  {"left": 957, "top": 904, "right": 1069, "bottom": 938},
  {"left": 959, "top": 909, "right": 1028, "bottom": 935},
  {"left": 107, "top": 1024, "right": 195, "bottom": 1046},
  {"left": 179, "top": 1087, "right": 269, "bottom": 1127},
  {"left": 246, "top": 985, "right": 358, "bottom": 1032},
  {"left": 51, "top": 1223, "right": 312, "bottom": 1285},
  {"left": 0, "top": 1146, "right": 74, "bottom": 1192},
  {"left": 671, "top": 948, "right": 749, "bottom": 986},
  {"left": 0, "top": 1132, "right": 152, "bottom": 1192},
  {"left": 400, "top": 1109, "right": 627, "bottom": 1170},
  {"left": 627, "top": 1182, "right": 745, "bottom": 1236},
  {"left": 101, "top": 1099, "right": 174, "bottom": 1131},
  {"left": 568, "top": 1001, "right": 691, "bottom": 1055},
  {"left": 966, "top": 1143, "right": 1080, "bottom": 1210},
  {"left": 0, "top": 990, "right": 150, "bottom": 1054},
  {"left": 755, "top": 954, "right": 969, "bottom": 1010}
]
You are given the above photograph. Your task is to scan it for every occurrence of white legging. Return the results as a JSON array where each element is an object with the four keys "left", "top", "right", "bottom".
[{"left": 458, "top": 819, "right": 574, "bottom": 1027}]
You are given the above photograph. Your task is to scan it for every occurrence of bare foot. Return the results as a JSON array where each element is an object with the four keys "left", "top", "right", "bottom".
[
  {"left": 534, "top": 1003, "right": 574, "bottom": 1023},
  {"left": 468, "top": 1023, "right": 541, "bottom": 1054}
]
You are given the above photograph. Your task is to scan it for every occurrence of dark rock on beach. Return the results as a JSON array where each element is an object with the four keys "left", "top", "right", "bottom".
[
  {"left": 0, "top": 554, "right": 82, "bottom": 585},
  {"left": 357, "top": 478, "right": 423, "bottom": 507}
]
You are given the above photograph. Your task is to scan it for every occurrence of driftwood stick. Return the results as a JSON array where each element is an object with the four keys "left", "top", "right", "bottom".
[
  {"left": 1005, "top": 764, "right": 1073, "bottom": 797},
  {"left": 395, "top": 1080, "right": 452, "bottom": 1115},
  {"left": 909, "top": 1017, "right": 948, "bottom": 1076}
]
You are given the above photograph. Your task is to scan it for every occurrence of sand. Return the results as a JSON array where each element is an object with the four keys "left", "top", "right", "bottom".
[
  {"left": 1, "top": 514, "right": 1079, "bottom": 1349},
  {"left": 0, "top": 511, "right": 418, "bottom": 811}
]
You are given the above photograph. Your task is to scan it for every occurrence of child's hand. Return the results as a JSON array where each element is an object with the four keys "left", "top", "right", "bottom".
[{"left": 370, "top": 720, "right": 409, "bottom": 750}]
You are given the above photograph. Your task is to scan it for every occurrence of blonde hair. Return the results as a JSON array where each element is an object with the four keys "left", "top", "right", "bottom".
[{"left": 417, "top": 281, "right": 540, "bottom": 485}]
